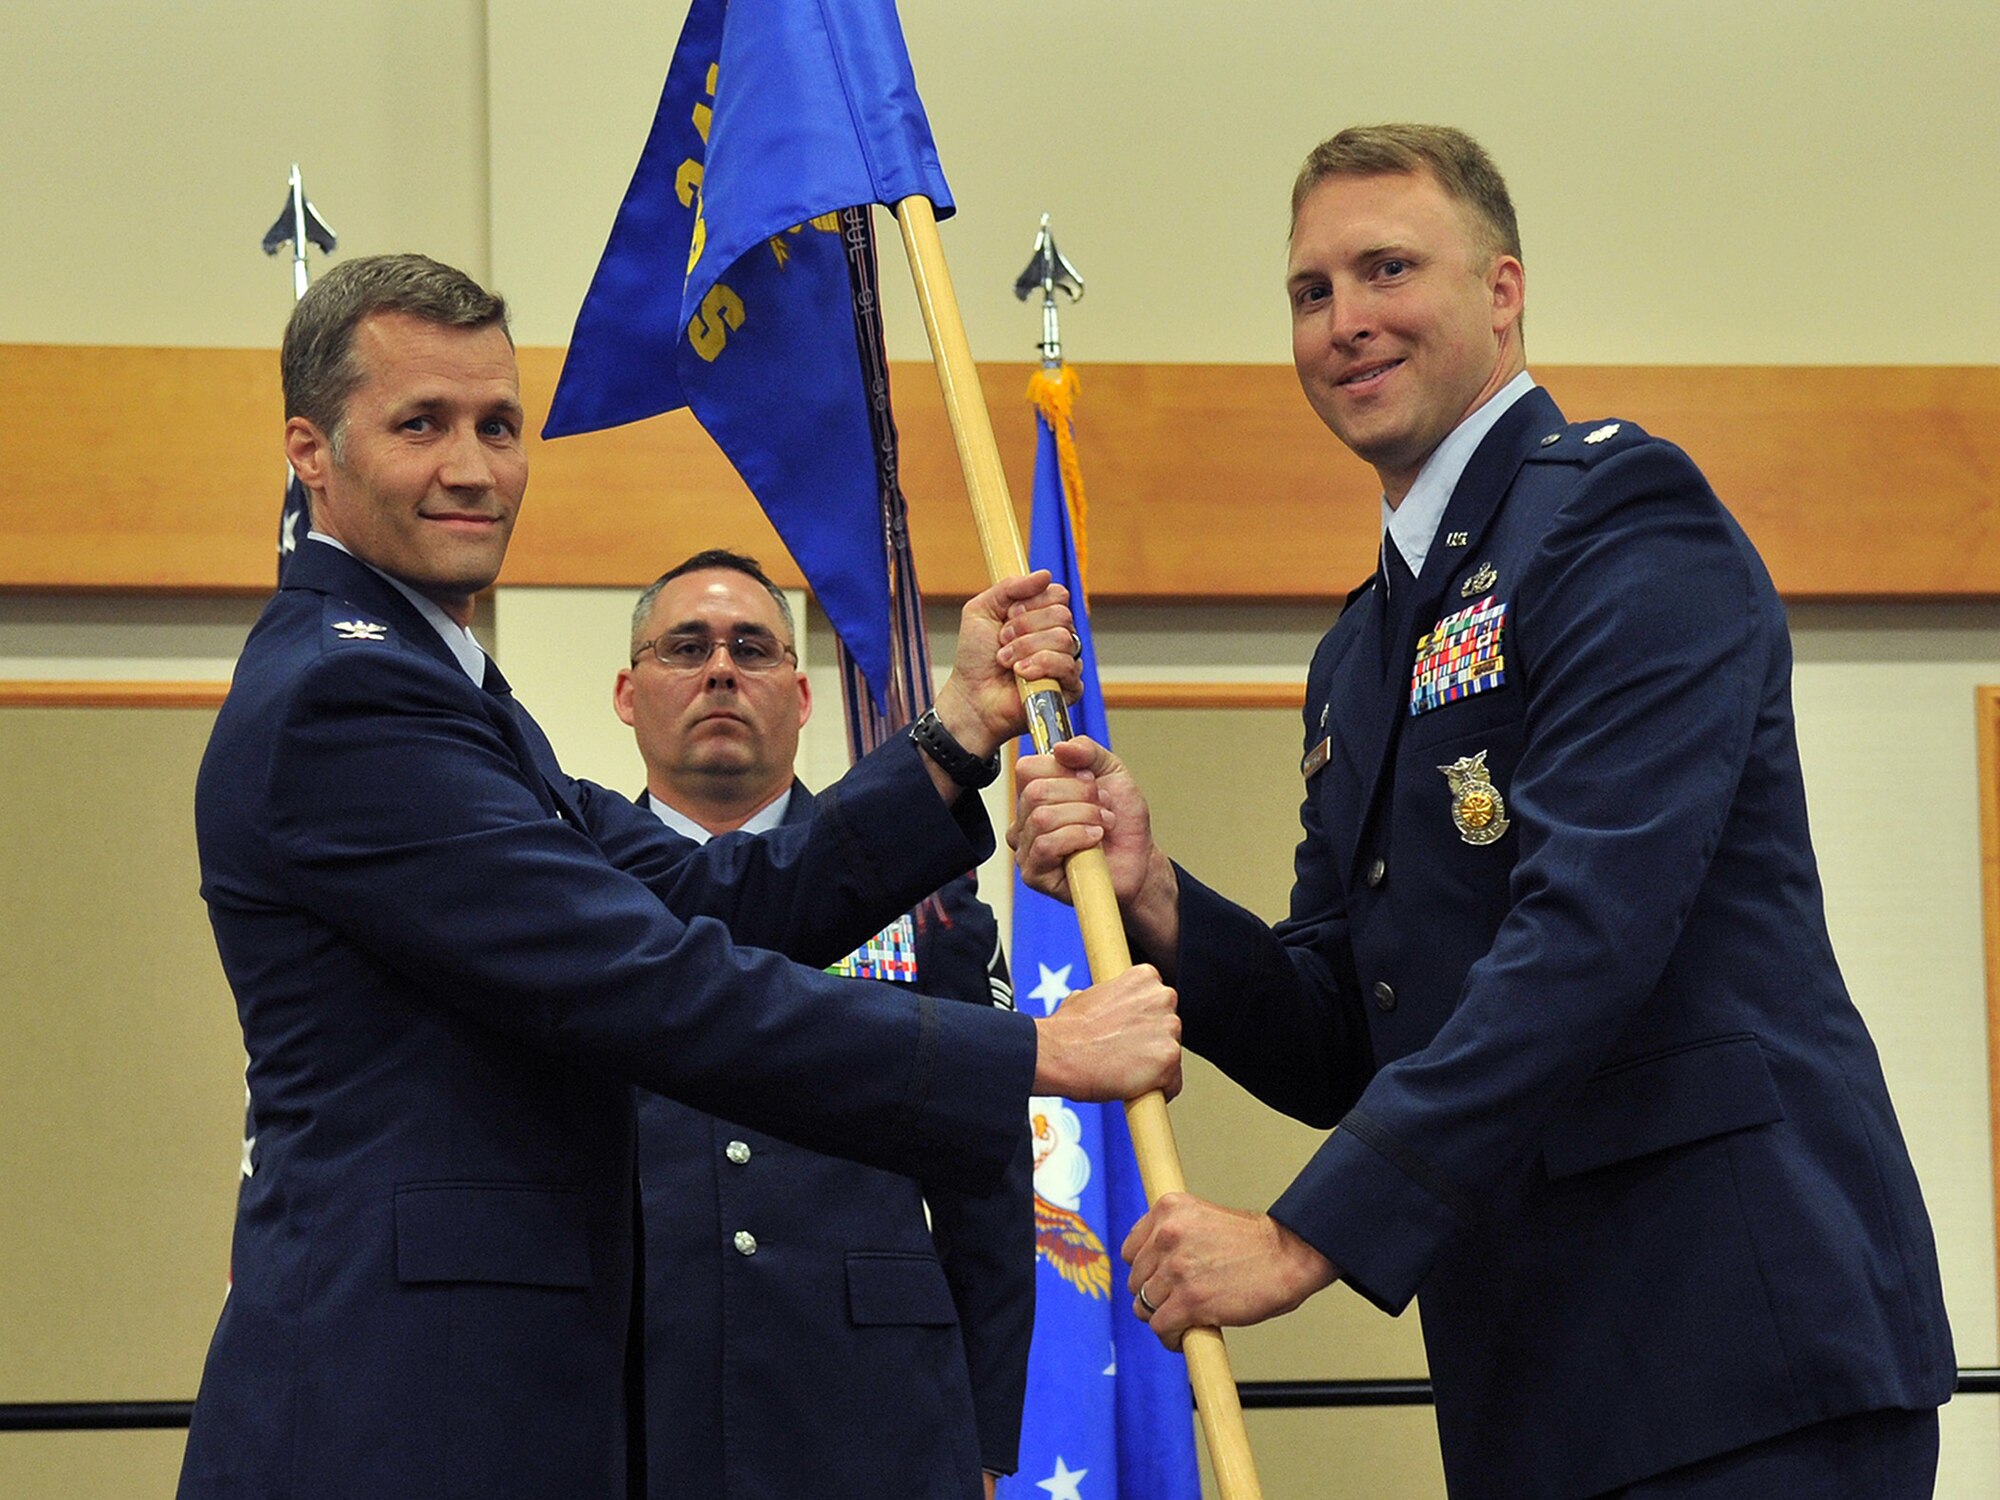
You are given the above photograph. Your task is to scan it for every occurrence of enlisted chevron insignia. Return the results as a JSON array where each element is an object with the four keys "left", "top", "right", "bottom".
[{"left": 331, "top": 619, "right": 388, "bottom": 641}]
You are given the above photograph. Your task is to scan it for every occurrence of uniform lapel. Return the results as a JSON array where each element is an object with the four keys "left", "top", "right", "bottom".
[
  {"left": 1336, "top": 387, "right": 1563, "bottom": 882},
  {"left": 1411, "top": 387, "right": 1563, "bottom": 630},
  {"left": 484, "top": 672, "right": 589, "bottom": 827},
  {"left": 1316, "top": 585, "right": 1388, "bottom": 868},
  {"left": 290, "top": 542, "right": 588, "bottom": 827}
]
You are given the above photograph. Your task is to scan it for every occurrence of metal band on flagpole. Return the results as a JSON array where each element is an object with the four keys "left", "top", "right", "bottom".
[{"left": 893, "top": 193, "right": 1265, "bottom": 1500}]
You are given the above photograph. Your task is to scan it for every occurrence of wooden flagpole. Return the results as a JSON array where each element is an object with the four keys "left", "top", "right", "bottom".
[{"left": 894, "top": 193, "right": 1265, "bottom": 1500}]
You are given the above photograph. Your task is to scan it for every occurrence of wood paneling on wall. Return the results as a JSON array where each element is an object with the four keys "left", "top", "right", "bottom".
[{"left": 4, "top": 346, "right": 1996, "bottom": 600}]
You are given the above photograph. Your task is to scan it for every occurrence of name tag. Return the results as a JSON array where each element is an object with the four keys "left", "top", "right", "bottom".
[{"left": 1302, "top": 737, "right": 1332, "bottom": 779}]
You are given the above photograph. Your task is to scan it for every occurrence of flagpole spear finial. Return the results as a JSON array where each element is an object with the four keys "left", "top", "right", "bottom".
[
  {"left": 1012, "top": 213, "right": 1084, "bottom": 368},
  {"left": 263, "top": 166, "right": 338, "bottom": 574},
  {"left": 261, "top": 163, "right": 338, "bottom": 304}
]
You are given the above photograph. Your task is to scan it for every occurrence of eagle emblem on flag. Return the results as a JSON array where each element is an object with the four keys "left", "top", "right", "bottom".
[{"left": 1030, "top": 1096, "right": 1111, "bottom": 1299}]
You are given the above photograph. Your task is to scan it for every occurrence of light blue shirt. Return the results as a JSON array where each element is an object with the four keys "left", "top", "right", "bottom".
[
  {"left": 307, "top": 531, "right": 490, "bottom": 684},
  {"left": 644, "top": 786, "right": 794, "bottom": 845},
  {"left": 1383, "top": 370, "right": 1537, "bottom": 580}
]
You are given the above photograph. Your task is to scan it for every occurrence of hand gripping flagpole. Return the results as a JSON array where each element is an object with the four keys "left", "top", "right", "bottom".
[{"left": 895, "top": 197, "right": 1265, "bottom": 1500}]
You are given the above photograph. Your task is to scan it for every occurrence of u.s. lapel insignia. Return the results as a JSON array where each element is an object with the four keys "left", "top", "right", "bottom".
[
  {"left": 1459, "top": 561, "right": 1498, "bottom": 598},
  {"left": 1438, "top": 749, "right": 1510, "bottom": 845},
  {"left": 331, "top": 619, "right": 388, "bottom": 641},
  {"left": 1445, "top": 530, "right": 1469, "bottom": 548}
]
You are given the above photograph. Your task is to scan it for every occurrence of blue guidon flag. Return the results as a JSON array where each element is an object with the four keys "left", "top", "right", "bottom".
[
  {"left": 1001, "top": 401, "right": 1202, "bottom": 1500},
  {"left": 543, "top": 0, "right": 953, "bottom": 708}
]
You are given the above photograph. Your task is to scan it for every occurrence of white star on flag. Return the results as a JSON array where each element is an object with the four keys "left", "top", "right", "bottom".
[
  {"left": 1036, "top": 1455, "right": 1088, "bottom": 1500},
  {"left": 1027, "top": 962, "right": 1076, "bottom": 1016}
]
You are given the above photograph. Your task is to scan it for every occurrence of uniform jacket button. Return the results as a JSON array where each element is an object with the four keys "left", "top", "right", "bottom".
[
  {"left": 1371, "top": 980, "right": 1397, "bottom": 1012},
  {"left": 725, "top": 1140, "right": 752, "bottom": 1165},
  {"left": 733, "top": 1230, "right": 758, "bottom": 1256},
  {"left": 1366, "top": 858, "right": 1387, "bottom": 888}
]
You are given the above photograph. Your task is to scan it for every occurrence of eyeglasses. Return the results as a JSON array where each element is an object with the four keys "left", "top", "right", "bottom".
[{"left": 631, "top": 630, "right": 798, "bottom": 674}]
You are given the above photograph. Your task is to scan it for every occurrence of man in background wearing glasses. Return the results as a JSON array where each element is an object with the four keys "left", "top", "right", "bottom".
[{"left": 614, "top": 550, "right": 1031, "bottom": 1500}]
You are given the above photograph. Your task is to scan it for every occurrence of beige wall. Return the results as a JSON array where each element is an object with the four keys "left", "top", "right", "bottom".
[
  {"left": 4, "top": 0, "right": 2000, "bottom": 1495},
  {"left": 0, "top": 0, "right": 492, "bottom": 347},
  {"left": 5, "top": 2, "right": 1997, "bottom": 360}
]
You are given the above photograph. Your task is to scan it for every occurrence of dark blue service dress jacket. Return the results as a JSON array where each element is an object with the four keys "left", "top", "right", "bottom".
[
  {"left": 636, "top": 787, "right": 1033, "bottom": 1500},
  {"left": 1172, "top": 388, "right": 1954, "bottom": 1498},
  {"left": 181, "top": 539, "right": 1036, "bottom": 1499}
]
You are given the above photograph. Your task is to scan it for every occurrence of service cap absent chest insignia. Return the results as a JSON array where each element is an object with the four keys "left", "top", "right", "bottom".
[
  {"left": 1583, "top": 422, "right": 1622, "bottom": 445},
  {"left": 330, "top": 618, "right": 388, "bottom": 642},
  {"left": 1438, "top": 749, "right": 1510, "bottom": 846}
]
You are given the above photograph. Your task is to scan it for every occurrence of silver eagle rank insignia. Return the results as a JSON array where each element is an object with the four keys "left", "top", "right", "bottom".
[
  {"left": 331, "top": 619, "right": 388, "bottom": 642},
  {"left": 1438, "top": 749, "right": 1510, "bottom": 846}
]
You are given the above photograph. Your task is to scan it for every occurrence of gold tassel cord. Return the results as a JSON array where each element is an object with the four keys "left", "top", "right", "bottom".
[{"left": 1026, "top": 364, "right": 1090, "bottom": 591}]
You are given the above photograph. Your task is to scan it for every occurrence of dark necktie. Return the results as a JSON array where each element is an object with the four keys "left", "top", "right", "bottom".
[{"left": 1379, "top": 530, "right": 1419, "bottom": 676}]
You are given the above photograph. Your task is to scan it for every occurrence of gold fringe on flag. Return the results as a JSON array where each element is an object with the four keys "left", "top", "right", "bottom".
[{"left": 1026, "top": 363, "right": 1089, "bottom": 590}]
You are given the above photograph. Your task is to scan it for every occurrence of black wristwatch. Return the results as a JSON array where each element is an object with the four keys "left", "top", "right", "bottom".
[{"left": 907, "top": 707, "right": 1001, "bottom": 789}]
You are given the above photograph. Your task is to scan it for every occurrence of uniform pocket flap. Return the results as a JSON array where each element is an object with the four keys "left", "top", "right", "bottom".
[
  {"left": 845, "top": 1251, "right": 957, "bottom": 1327},
  {"left": 1541, "top": 1034, "right": 1783, "bottom": 1180},
  {"left": 394, "top": 1182, "right": 592, "bottom": 1288}
]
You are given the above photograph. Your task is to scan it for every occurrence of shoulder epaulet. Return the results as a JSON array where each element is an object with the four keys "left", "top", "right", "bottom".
[
  {"left": 1523, "top": 417, "right": 1653, "bottom": 467},
  {"left": 321, "top": 601, "right": 395, "bottom": 647}
]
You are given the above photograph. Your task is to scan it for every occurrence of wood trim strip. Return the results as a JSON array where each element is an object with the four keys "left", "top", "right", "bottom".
[
  {"left": 0, "top": 680, "right": 230, "bottom": 708},
  {"left": 1978, "top": 684, "right": 2000, "bottom": 1335},
  {"left": 6, "top": 346, "right": 1999, "bottom": 600},
  {"left": 1102, "top": 681, "right": 1306, "bottom": 710}
]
